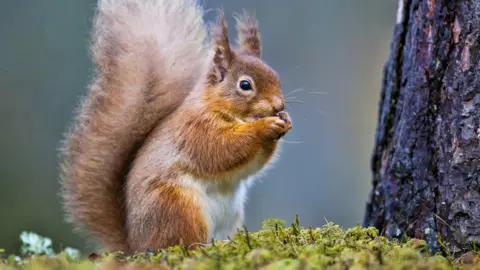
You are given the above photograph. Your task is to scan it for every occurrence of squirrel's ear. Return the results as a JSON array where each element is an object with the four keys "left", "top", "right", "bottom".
[
  {"left": 234, "top": 11, "right": 261, "bottom": 58},
  {"left": 207, "top": 9, "right": 234, "bottom": 84}
]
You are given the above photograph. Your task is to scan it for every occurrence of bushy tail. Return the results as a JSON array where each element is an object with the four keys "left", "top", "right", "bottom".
[{"left": 60, "top": 0, "right": 211, "bottom": 252}]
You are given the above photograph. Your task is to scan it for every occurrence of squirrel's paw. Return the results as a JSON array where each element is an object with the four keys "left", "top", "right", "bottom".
[
  {"left": 277, "top": 111, "right": 292, "bottom": 128},
  {"left": 277, "top": 111, "right": 292, "bottom": 139},
  {"left": 258, "top": 112, "right": 292, "bottom": 141}
]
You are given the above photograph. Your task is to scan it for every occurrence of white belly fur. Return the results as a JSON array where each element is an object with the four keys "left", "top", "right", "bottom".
[{"left": 178, "top": 148, "right": 281, "bottom": 240}]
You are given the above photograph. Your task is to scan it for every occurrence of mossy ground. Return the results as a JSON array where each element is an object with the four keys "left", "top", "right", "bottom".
[{"left": 2, "top": 218, "right": 480, "bottom": 269}]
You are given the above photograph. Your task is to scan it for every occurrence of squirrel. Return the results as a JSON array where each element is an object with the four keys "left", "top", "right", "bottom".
[{"left": 60, "top": 0, "right": 292, "bottom": 254}]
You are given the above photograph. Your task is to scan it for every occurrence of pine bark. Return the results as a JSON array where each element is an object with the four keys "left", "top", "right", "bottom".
[{"left": 364, "top": 0, "right": 480, "bottom": 253}]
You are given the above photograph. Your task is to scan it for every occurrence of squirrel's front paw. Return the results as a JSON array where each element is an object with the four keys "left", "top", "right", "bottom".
[
  {"left": 258, "top": 112, "right": 292, "bottom": 141},
  {"left": 277, "top": 111, "right": 292, "bottom": 139}
]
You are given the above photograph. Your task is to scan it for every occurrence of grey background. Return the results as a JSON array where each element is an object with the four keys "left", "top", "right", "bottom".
[{"left": 0, "top": 0, "right": 397, "bottom": 252}]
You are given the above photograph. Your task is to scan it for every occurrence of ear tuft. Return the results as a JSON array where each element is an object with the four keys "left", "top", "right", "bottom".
[
  {"left": 207, "top": 9, "right": 234, "bottom": 84},
  {"left": 234, "top": 10, "right": 261, "bottom": 58}
]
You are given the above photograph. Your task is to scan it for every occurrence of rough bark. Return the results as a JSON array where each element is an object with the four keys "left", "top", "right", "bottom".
[{"left": 364, "top": 0, "right": 480, "bottom": 253}]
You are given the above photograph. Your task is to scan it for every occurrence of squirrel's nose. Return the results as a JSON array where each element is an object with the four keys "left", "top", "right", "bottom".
[{"left": 272, "top": 96, "right": 285, "bottom": 113}]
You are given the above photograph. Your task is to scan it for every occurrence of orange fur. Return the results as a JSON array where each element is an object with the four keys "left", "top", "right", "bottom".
[
  {"left": 60, "top": 0, "right": 292, "bottom": 254},
  {"left": 126, "top": 183, "right": 208, "bottom": 250}
]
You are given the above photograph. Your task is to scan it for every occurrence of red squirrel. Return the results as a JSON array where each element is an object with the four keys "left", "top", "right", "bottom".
[{"left": 60, "top": 0, "right": 292, "bottom": 253}]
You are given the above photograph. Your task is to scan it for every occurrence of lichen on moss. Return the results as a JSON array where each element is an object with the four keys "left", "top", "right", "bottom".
[{"left": 2, "top": 217, "right": 480, "bottom": 269}]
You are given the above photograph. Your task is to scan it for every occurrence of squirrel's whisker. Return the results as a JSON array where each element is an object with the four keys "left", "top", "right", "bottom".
[
  {"left": 286, "top": 100, "right": 305, "bottom": 104},
  {"left": 285, "top": 88, "right": 304, "bottom": 97},
  {"left": 281, "top": 140, "right": 304, "bottom": 144}
]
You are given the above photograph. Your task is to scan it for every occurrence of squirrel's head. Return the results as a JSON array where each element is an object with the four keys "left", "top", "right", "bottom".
[{"left": 204, "top": 10, "right": 285, "bottom": 123}]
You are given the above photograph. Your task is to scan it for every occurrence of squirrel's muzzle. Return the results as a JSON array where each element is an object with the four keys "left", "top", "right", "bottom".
[{"left": 272, "top": 95, "right": 285, "bottom": 113}]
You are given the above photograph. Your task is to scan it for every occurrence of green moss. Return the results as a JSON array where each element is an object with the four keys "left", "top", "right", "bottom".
[{"left": 2, "top": 218, "right": 480, "bottom": 269}]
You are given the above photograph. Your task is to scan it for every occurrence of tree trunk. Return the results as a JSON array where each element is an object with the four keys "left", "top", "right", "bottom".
[{"left": 363, "top": 0, "right": 480, "bottom": 253}]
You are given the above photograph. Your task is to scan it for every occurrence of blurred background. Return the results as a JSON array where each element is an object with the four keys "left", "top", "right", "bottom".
[{"left": 0, "top": 0, "right": 397, "bottom": 252}]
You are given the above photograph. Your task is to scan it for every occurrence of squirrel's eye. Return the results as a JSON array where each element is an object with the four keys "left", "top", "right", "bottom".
[{"left": 239, "top": 80, "right": 253, "bottom": 91}]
